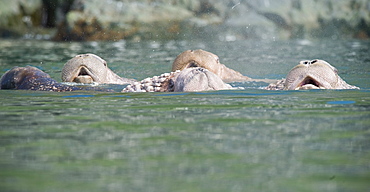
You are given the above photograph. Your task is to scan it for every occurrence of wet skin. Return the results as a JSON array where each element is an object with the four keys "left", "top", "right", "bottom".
[
  {"left": 265, "top": 59, "right": 359, "bottom": 90},
  {"left": 1, "top": 66, "right": 81, "bottom": 91},
  {"left": 62, "top": 53, "right": 136, "bottom": 84},
  {"left": 1, "top": 55, "right": 359, "bottom": 92},
  {"left": 122, "top": 67, "right": 232, "bottom": 92},
  {"left": 1, "top": 66, "right": 231, "bottom": 93},
  {"left": 172, "top": 49, "right": 252, "bottom": 83}
]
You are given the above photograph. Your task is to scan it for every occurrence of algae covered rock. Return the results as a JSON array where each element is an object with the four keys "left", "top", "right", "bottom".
[
  {"left": 0, "top": 0, "right": 369, "bottom": 41},
  {"left": 53, "top": 0, "right": 222, "bottom": 41},
  {"left": 0, "top": 0, "right": 42, "bottom": 38},
  {"left": 53, "top": 0, "right": 370, "bottom": 41}
]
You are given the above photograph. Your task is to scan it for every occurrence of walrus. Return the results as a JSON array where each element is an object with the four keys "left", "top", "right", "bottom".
[
  {"left": 62, "top": 53, "right": 136, "bottom": 84},
  {"left": 122, "top": 67, "right": 232, "bottom": 92},
  {"left": 265, "top": 59, "right": 359, "bottom": 90},
  {"left": 1, "top": 66, "right": 231, "bottom": 93},
  {"left": 0, "top": 66, "right": 82, "bottom": 91},
  {"left": 172, "top": 67, "right": 233, "bottom": 92},
  {"left": 172, "top": 49, "right": 253, "bottom": 83}
]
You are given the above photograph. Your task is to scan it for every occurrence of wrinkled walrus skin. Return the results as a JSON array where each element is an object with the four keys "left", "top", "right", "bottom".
[
  {"left": 265, "top": 59, "right": 359, "bottom": 90},
  {"left": 172, "top": 67, "right": 232, "bottom": 92},
  {"left": 62, "top": 53, "right": 136, "bottom": 84},
  {"left": 0, "top": 66, "right": 82, "bottom": 91},
  {"left": 122, "top": 67, "right": 232, "bottom": 92},
  {"left": 172, "top": 49, "right": 252, "bottom": 83},
  {"left": 1, "top": 66, "right": 231, "bottom": 93}
]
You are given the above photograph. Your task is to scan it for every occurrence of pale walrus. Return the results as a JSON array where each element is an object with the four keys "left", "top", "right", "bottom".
[
  {"left": 62, "top": 53, "right": 136, "bottom": 84},
  {"left": 172, "top": 49, "right": 252, "bottom": 83},
  {"left": 122, "top": 67, "right": 232, "bottom": 92},
  {"left": 265, "top": 59, "right": 359, "bottom": 90}
]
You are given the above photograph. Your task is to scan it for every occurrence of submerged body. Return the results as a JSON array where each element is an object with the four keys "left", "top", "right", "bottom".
[
  {"left": 62, "top": 53, "right": 136, "bottom": 84},
  {"left": 265, "top": 59, "right": 359, "bottom": 90},
  {"left": 0, "top": 66, "right": 81, "bottom": 92},
  {"left": 0, "top": 66, "right": 231, "bottom": 93},
  {"left": 1, "top": 55, "right": 359, "bottom": 92}
]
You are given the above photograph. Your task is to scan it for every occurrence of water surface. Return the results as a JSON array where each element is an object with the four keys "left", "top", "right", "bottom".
[{"left": 0, "top": 38, "right": 369, "bottom": 192}]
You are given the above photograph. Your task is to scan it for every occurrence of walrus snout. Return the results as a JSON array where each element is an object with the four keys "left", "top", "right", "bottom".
[
  {"left": 62, "top": 53, "right": 136, "bottom": 85},
  {"left": 173, "top": 67, "right": 232, "bottom": 92}
]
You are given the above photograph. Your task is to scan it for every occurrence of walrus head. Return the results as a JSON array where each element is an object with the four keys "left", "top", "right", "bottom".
[
  {"left": 62, "top": 53, "right": 135, "bottom": 84},
  {"left": 62, "top": 54, "right": 106, "bottom": 83},
  {"left": 284, "top": 59, "right": 357, "bottom": 90},
  {"left": 172, "top": 49, "right": 251, "bottom": 82},
  {"left": 171, "top": 67, "right": 232, "bottom": 92},
  {"left": 122, "top": 67, "right": 232, "bottom": 92}
]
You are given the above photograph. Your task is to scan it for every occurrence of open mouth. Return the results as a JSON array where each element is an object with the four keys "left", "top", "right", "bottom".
[
  {"left": 297, "top": 76, "right": 324, "bottom": 90},
  {"left": 73, "top": 67, "right": 94, "bottom": 83}
]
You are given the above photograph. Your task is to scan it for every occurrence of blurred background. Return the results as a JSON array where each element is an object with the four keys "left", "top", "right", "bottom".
[
  {"left": 1, "top": 2, "right": 369, "bottom": 192},
  {"left": 1, "top": 0, "right": 369, "bottom": 41}
]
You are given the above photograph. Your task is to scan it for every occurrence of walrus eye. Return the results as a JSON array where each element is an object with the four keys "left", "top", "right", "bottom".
[
  {"left": 311, "top": 59, "right": 318, "bottom": 64},
  {"left": 103, "top": 62, "right": 107, "bottom": 67},
  {"left": 303, "top": 61, "right": 309, "bottom": 65}
]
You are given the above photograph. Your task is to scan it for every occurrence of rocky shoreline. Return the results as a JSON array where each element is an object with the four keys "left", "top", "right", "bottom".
[{"left": 1, "top": 0, "right": 369, "bottom": 41}]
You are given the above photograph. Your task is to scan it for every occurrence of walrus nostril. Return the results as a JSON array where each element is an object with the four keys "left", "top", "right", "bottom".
[{"left": 311, "top": 59, "right": 318, "bottom": 64}]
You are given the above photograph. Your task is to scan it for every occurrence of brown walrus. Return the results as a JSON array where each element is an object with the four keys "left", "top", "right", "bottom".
[
  {"left": 171, "top": 49, "right": 252, "bottom": 83},
  {"left": 0, "top": 66, "right": 82, "bottom": 91}
]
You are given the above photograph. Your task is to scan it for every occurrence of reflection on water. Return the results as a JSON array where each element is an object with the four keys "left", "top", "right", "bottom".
[{"left": 0, "top": 39, "right": 369, "bottom": 192}]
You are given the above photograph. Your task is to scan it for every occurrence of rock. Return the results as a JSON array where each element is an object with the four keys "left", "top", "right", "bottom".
[
  {"left": 222, "top": 0, "right": 370, "bottom": 39},
  {"left": 0, "top": 0, "right": 74, "bottom": 39},
  {"left": 0, "top": 0, "right": 369, "bottom": 40},
  {"left": 0, "top": 0, "right": 42, "bottom": 38},
  {"left": 53, "top": 0, "right": 370, "bottom": 40}
]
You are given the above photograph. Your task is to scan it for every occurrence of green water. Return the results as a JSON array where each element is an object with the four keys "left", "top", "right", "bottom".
[{"left": 0, "top": 39, "right": 369, "bottom": 192}]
